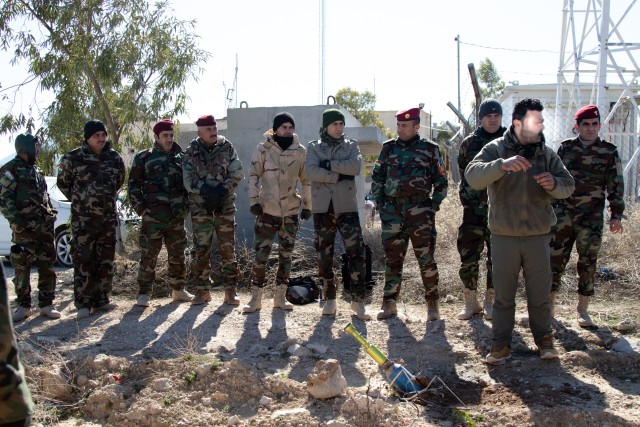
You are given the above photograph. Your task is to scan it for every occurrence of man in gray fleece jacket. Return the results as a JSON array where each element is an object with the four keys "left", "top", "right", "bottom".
[{"left": 466, "top": 98, "right": 575, "bottom": 365}]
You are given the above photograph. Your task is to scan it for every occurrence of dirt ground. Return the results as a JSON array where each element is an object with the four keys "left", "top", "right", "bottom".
[{"left": 8, "top": 253, "right": 640, "bottom": 427}]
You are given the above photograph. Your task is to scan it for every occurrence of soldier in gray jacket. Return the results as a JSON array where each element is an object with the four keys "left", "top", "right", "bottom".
[
  {"left": 466, "top": 99, "right": 574, "bottom": 365},
  {"left": 306, "top": 109, "right": 371, "bottom": 320}
]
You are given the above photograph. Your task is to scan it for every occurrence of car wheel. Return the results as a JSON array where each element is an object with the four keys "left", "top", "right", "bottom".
[{"left": 55, "top": 228, "right": 73, "bottom": 268}]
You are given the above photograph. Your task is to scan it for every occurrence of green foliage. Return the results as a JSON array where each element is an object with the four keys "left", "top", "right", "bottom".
[
  {"left": 163, "top": 396, "right": 175, "bottom": 406},
  {"left": 0, "top": 0, "right": 209, "bottom": 153},
  {"left": 184, "top": 372, "right": 197, "bottom": 385},
  {"left": 335, "top": 87, "right": 393, "bottom": 138},
  {"left": 210, "top": 358, "right": 223, "bottom": 372},
  {"left": 452, "top": 407, "right": 485, "bottom": 426},
  {"left": 478, "top": 58, "right": 505, "bottom": 100}
]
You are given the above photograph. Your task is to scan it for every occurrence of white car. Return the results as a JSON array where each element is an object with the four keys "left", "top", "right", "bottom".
[{"left": 0, "top": 176, "right": 136, "bottom": 268}]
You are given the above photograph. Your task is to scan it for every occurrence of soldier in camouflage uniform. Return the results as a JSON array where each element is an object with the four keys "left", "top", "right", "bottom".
[
  {"left": 0, "top": 263, "right": 34, "bottom": 426},
  {"left": 128, "top": 119, "right": 193, "bottom": 307},
  {"left": 182, "top": 114, "right": 244, "bottom": 306},
  {"left": 57, "top": 119, "right": 125, "bottom": 320},
  {"left": 456, "top": 99, "right": 506, "bottom": 320},
  {"left": 244, "top": 113, "right": 312, "bottom": 313},
  {"left": 371, "top": 108, "right": 448, "bottom": 321},
  {"left": 306, "top": 109, "right": 371, "bottom": 320},
  {"left": 550, "top": 104, "right": 625, "bottom": 327},
  {"left": 0, "top": 133, "right": 60, "bottom": 322}
]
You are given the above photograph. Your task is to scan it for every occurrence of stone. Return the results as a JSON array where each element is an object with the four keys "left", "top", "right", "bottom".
[
  {"left": 614, "top": 320, "right": 637, "bottom": 332},
  {"left": 271, "top": 408, "right": 310, "bottom": 419},
  {"left": 37, "top": 365, "right": 72, "bottom": 399},
  {"left": 249, "top": 343, "right": 270, "bottom": 355},
  {"left": 196, "top": 364, "right": 210, "bottom": 376},
  {"left": 151, "top": 378, "right": 173, "bottom": 392},
  {"left": 36, "top": 335, "right": 61, "bottom": 345},
  {"left": 326, "top": 420, "right": 350, "bottom": 427},
  {"left": 307, "top": 359, "right": 348, "bottom": 399},
  {"left": 277, "top": 338, "right": 302, "bottom": 352},
  {"left": 259, "top": 396, "right": 273, "bottom": 406},
  {"left": 307, "top": 342, "right": 328, "bottom": 354},
  {"left": 340, "top": 394, "right": 386, "bottom": 414},
  {"left": 202, "top": 397, "right": 213, "bottom": 405},
  {"left": 611, "top": 338, "right": 636, "bottom": 354},
  {"left": 228, "top": 415, "right": 241, "bottom": 425},
  {"left": 444, "top": 294, "right": 456, "bottom": 303}
]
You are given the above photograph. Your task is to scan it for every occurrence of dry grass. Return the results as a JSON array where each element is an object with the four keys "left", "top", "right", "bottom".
[{"left": 111, "top": 186, "right": 639, "bottom": 307}]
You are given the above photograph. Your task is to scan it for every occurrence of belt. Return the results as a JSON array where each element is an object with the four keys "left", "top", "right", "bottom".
[{"left": 385, "top": 194, "right": 430, "bottom": 205}]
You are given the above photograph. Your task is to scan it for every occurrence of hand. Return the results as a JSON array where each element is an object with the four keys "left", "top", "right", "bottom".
[
  {"left": 533, "top": 172, "right": 556, "bottom": 191},
  {"left": 338, "top": 174, "right": 355, "bottom": 181},
  {"left": 212, "top": 184, "right": 228, "bottom": 198},
  {"left": 609, "top": 219, "right": 623, "bottom": 234},
  {"left": 200, "top": 183, "right": 216, "bottom": 198},
  {"left": 250, "top": 204, "right": 263, "bottom": 216},
  {"left": 203, "top": 197, "right": 221, "bottom": 213},
  {"left": 501, "top": 155, "right": 532, "bottom": 173},
  {"left": 300, "top": 209, "right": 311, "bottom": 220},
  {"left": 319, "top": 160, "right": 331, "bottom": 170}
]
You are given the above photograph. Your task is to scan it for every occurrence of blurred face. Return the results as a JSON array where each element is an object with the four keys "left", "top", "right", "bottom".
[
  {"left": 86, "top": 131, "right": 107, "bottom": 154},
  {"left": 156, "top": 130, "right": 174, "bottom": 152},
  {"left": 480, "top": 113, "right": 502, "bottom": 134},
  {"left": 575, "top": 118, "right": 601, "bottom": 143},
  {"left": 197, "top": 125, "right": 218, "bottom": 145},
  {"left": 276, "top": 123, "right": 294, "bottom": 138},
  {"left": 513, "top": 110, "right": 544, "bottom": 144},
  {"left": 326, "top": 120, "right": 345, "bottom": 139},
  {"left": 397, "top": 120, "right": 420, "bottom": 141}
]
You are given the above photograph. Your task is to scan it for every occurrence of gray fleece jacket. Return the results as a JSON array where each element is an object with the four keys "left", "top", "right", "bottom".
[{"left": 465, "top": 127, "right": 575, "bottom": 237}]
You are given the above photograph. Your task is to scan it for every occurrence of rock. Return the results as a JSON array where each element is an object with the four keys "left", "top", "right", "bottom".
[
  {"left": 614, "top": 320, "right": 637, "bottom": 332},
  {"left": 259, "top": 396, "right": 273, "bottom": 406},
  {"left": 611, "top": 338, "right": 636, "bottom": 354},
  {"left": 307, "top": 342, "right": 328, "bottom": 354},
  {"left": 340, "top": 394, "right": 387, "bottom": 414},
  {"left": 17, "top": 341, "right": 42, "bottom": 365},
  {"left": 439, "top": 422, "right": 454, "bottom": 427},
  {"left": 84, "top": 384, "right": 126, "bottom": 418},
  {"left": 151, "top": 378, "right": 172, "bottom": 392},
  {"left": 36, "top": 335, "right": 61, "bottom": 345},
  {"left": 76, "top": 375, "right": 89, "bottom": 387},
  {"left": 91, "top": 353, "right": 111, "bottom": 370},
  {"left": 444, "top": 294, "right": 456, "bottom": 303},
  {"left": 326, "top": 420, "right": 350, "bottom": 427},
  {"left": 202, "top": 397, "right": 213, "bottom": 405},
  {"left": 37, "top": 365, "right": 72, "bottom": 399},
  {"left": 228, "top": 415, "right": 241, "bottom": 425},
  {"left": 196, "top": 364, "right": 210, "bottom": 376},
  {"left": 211, "top": 392, "right": 229, "bottom": 403},
  {"left": 249, "top": 343, "right": 270, "bottom": 355},
  {"left": 271, "top": 408, "right": 310, "bottom": 419},
  {"left": 276, "top": 338, "right": 301, "bottom": 352},
  {"left": 290, "top": 345, "right": 312, "bottom": 357},
  {"left": 307, "top": 359, "right": 348, "bottom": 399},
  {"left": 287, "top": 344, "right": 302, "bottom": 354}
]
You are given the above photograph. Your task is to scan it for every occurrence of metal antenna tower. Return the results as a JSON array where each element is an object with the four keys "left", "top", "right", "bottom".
[
  {"left": 319, "top": 0, "right": 326, "bottom": 104},
  {"left": 555, "top": 0, "right": 640, "bottom": 195},
  {"left": 226, "top": 54, "right": 239, "bottom": 110}
]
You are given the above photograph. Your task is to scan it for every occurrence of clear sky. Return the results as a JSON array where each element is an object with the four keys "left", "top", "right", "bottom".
[{"left": 1, "top": 0, "right": 639, "bottom": 140}]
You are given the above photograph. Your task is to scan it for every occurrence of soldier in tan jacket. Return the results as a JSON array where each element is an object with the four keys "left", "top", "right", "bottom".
[{"left": 244, "top": 113, "right": 312, "bottom": 313}]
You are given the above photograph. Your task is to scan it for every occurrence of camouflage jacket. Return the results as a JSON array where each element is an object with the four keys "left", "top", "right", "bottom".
[
  {"left": 554, "top": 137, "right": 625, "bottom": 220},
  {"left": 57, "top": 141, "right": 125, "bottom": 220},
  {"left": 371, "top": 135, "right": 448, "bottom": 211},
  {"left": 182, "top": 136, "right": 244, "bottom": 214},
  {"left": 128, "top": 142, "right": 189, "bottom": 220},
  {"left": 0, "top": 157, "right": 55, "bottom": 230},
  {"left": 0, "top": 266, "right": 35, "bottom": 423},
  {"left": 458, "top": 126, "right": 506, "bottom": 207},
  {"left": 248, "top": 133, "right": 311, "bottom": 217},
  {"left": 465, "top": 127, "right": 575, "bottom": 236},
  {"left": 306, "top": 132, "right": 362, "bottom": 214}
]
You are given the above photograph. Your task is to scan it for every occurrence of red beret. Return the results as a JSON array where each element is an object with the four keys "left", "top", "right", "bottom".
[
  {"left": 153, "top": 119, "right": 174, "bottom": 135},
  {"left": 195, "top": 114, "right": 216, "bottom": 127},
  {"left": 574, "top": 104, "right": 600, "bottom": 122},
  {"left": 396, "top": 108, "right": 421, "bottom": 122}
]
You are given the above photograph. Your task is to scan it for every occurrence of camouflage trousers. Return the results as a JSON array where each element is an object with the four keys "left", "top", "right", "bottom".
[
  {"left": 252, "top": 213, "right": 299, "bottom": 288},
  {"left": 11, "top": 219, "right": 57, "bottom": 308},
  {"left": 550, "top": 209, "right": 603, "bottom": 296},
  {"left": 137, "top": 214, "right": 187, "bottom": 294},
  {"left": 380, "top": 201, "right": 439, "bottom": 302},
  {"left": 457, "top": 205, "right": 492, "bottom": 290},
  {"left": 72, "top": 217, "right": 117, "bottom": 310},
  {"left": 313, "top": 205, "right": 366, "bottom": 302},
  {"left": 191, "top": 211, "right": 238, "bottom": 291}
]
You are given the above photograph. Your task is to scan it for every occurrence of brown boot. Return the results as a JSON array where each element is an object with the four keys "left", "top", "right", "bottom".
[
  {"left": 376, "top": 300, "right": 397, "bottom": 320},
  {"left": 224, "top": 287, "right": 240, "bottom": 306},
  {"left": 577, "top": 294, "right": 593, "bottom": 327},
  {"left": 457, "top": 289, "right": 482, "bottom": 320},
  {"left": 427, "top": 299, "right": 440, "bottom": 321},
  {"left": 273, "top": 285, "right": 293, "bottom": 311},
  {"left": 191, "top": 290, "right": 212, "bottom": 305},
  {"left": 242, "top": 286, "right": 263, "bottom": 313}
]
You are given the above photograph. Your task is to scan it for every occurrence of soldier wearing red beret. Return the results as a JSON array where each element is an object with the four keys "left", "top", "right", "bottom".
[
  {"left": 549, "top": 104, "right": 625, "bottom": 327},
  {"left": 371, "top": 107, "right": 448, "bottom": 321}
]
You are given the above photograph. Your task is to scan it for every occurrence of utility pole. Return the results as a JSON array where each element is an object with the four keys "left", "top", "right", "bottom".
[{"left": 455, "top": 35, "right": 461, "bottom": 113}]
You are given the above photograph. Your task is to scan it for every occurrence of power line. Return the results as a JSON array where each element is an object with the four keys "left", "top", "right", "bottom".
[{"left": 460, "top": 41, "right": 560, "bottom": 54}]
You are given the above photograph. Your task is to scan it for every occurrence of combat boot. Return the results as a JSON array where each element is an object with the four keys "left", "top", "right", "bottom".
[
  {"left": 577, "top": 294, "right": 594, "bottom": 327},
  {"left": 76, "top": 308, "right": 90, "bottom": 319},
  {"left": 273, "top": 285, "right": 293, "bottom": 311},
  {"left": 191, "top": 290, "right": 212, "bottom": 305},
  {"left": 172, "top": 289, "right": 194, "bottom": 302},
  {"left": 484, "top": 288, "right": 495, "bottom": 320},
  {"left": 427, "top": 299, "right": 440, "bottom": 321},
  {"left": 457, "top": 289, "right": 482, "bottom": 320},
  {"left": 224, "top": 287, "right": 240, "bottom": 306},
  {"left": 243, "top": 286, "right": 263, "bottom": 313},
  {"left": 322, "top": 299, "right": 337, "bottom": 315},
  {"left": 376, "top": 300, "right": 397, "bottom": 320},
  {"left": 549, "top": 290, "right": 558, "bottom": 318},
  {"left": 351, "top": 301, "right": 371, "bottom": 321},
  {"left": 39, "top": 305, "right": 61, "bottom": 319},
  {"left": 12, "top": 306, "right": 32, "bottom": 322}
]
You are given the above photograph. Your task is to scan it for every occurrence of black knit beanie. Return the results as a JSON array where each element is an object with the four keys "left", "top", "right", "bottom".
[
  {"left": 272, "top": 112, "right": 295, "bottom": 132},
  {"left": 322, "top": 109, "right": 345, "bottom": 128},
  {"left": 84, "top": 119, "right": 107, "bottom": 140},
  {"left": 478, "top": 99, "right": 502, "bottom": 119}
]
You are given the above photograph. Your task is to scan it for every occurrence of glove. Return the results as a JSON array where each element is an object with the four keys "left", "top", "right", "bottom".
[
  {"left": 199, "top": 183, "right": 216, "bottom": 199},
  {"left": 250, "top": 204, "right": 263, "bottom": 216},
  {"left": 319, "top": 160, "right": 331, "bottom": 170},
  {"left": 300, "top": 209, "right": 312, "bottom": 220},
  {"left": 212, "top": 184, "right": 229, "bottom": 199},
  {"left": 203, "top": 197, "right": 221, "bottom": 213},
  {"left": 338, "top": 174, "right": 355, "bottom": 181}
]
